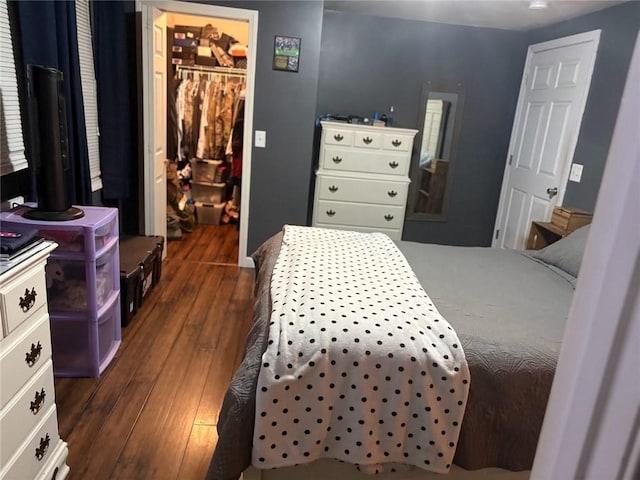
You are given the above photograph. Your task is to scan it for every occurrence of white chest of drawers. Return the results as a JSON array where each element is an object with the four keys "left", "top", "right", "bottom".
[
  {"left": 312, "top": 121, "right": 417, "bottom": 240},
  {"left": 0, "top": 242, "right": 69, "bottom": 480}
]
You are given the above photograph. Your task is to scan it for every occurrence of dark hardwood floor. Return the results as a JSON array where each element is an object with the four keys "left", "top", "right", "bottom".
[{"left": 54, "top": 224, "right": 254, "bottom": 480}]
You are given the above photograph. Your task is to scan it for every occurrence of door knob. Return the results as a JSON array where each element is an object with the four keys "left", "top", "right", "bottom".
[{"left": 546, "top": 187, "right": 558, "bottom": 198}]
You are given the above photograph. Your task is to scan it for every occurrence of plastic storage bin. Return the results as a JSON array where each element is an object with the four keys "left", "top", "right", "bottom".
[
  {"left": 191, "top": 182, "right": 226, "bottom": 204},
  {"left": 0, "top": 205, "right": 118, "bottom": 256},
  {"left": 119, "top": 235, "right": 164, "bottom": 326},
  {"left": 195, "top": 202, "right": 224, "bottom": 225},
  {"left": 46, "top": 240, "right": 118, "bottom": 313},
  {"left": 50, "top": 294, "right": 121, "bottom": 377},
  {"left": 191, "top": 159, "right": 222, "bottom": 184}
]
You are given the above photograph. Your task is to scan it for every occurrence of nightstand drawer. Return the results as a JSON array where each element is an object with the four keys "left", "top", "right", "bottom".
[
  {"left": 0, "top": 360, "right": 55, "bottom": 467},
  {"left": 0, "top": 313, "right": 52, "bottom": 407},
  {"left": 1, "top": 263, "right": 48, "bottom": 336},
  {"left": 0, "top": 405, "right": 59, "bottom": 480},
  {"left": 316, "top": 200, "right": 404, "bottom": 229},
  {"left": 317, "top": 175, "right": 408, "bottom": 206}
]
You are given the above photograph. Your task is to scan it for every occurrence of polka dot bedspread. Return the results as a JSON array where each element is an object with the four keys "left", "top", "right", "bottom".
[{"left": 252, "top": 226, "right": 470, "bottom": 473}]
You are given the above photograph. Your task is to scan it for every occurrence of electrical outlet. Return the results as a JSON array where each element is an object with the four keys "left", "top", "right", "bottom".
[
  {"left": 0, "top": 196, "right": 25, "bottom": 211},
  {"left": 569, "top": 163, "right": 583, "bottom": 183},
  {"left": 255, "top": 130, "right": 266, "bottom": 148}
]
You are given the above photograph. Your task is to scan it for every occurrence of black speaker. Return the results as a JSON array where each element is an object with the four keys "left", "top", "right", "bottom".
[{"left": 24, "top": 65, "right": 83, "bottom": 221}]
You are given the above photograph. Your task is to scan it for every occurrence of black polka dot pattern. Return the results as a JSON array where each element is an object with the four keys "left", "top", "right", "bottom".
[{"left": 253, "top": 226, "right": 470, "bottom": 474}]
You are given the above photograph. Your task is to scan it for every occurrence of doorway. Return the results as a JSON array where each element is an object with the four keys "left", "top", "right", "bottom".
[
  {"left": 493, "top": 30, "right": 600, "bottom": 250},
  {"left": 139, "top": 0, "right": 258, "bottom": 267}
]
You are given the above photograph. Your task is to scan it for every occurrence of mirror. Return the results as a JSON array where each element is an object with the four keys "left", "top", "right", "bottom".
[{"left": 407, "top": 82, "right": 465, "bottom": 219}]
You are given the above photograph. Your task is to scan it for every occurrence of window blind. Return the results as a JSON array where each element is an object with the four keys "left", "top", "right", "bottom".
[
  {"left": 0, "top": 0, "right": 27, "bottom": 176},
  {"left": 75, "top": 0, "right": 102, "bottom": 191}
]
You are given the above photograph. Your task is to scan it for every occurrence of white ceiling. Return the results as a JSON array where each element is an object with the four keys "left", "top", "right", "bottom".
[{"left": 324, "top": 0, "right": 625, "bottom": 31}]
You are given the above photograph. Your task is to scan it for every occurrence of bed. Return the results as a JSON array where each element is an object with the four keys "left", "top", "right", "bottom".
[{"left": 207, "top": 225, "right": 587, "bottom": 480}]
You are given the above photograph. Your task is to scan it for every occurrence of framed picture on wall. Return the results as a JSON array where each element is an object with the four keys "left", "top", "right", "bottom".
[{"left": 273, "top": 35, "right": 301, "bottom": 72}]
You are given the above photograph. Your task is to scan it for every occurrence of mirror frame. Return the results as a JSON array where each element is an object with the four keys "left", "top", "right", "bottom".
[{"left": 406, "top": 81, "right": 466, "bottom": 222}]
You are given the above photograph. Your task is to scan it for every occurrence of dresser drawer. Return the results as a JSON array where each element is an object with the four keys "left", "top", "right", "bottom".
[
  {"left": 322, "top": 147, "right": 409, "bottom": 177},
  {"left": 0, "top": 405, "right": 59, "bottom": 480},
  {"left": 382, "top": 132, "right": 413, "bottom": 152},
  {"left": 323, "top": 127, "right": 354, "bottom": 147},
  {"left": 316, "top": 200, "right": 404, "bottom": 229},
  {"left": 1, "top": 262, "right": 48, "bottom": 336},
  {"left": 1, "top": 360, "right": 55, "bottom": 467},
  {"left": 317, "top": 175, "right": 408, "bottom": 206},
  {"left": 353, "top": 130, "right": 382, "bottom": 149},
  {"left": 0, "top": 313, "right": 52, "bottom": 407}
]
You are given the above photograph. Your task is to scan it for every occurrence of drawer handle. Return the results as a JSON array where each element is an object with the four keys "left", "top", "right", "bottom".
[
  {"left": 19, "top": 287, "right": 38, "bottom": 313},
  {"left": 392, "top": 139, "right": 402, "bottom": 147},
  {"left": 362, "top": 136, "right": 373, "bottom": 144},
  {"left": 332, "top": 156, "right": 343, "bottom": 164},
  {"left": 328, "top": 185, "right": 338, "bottom": 193},
  {"left": 389, "top": 161, "right": 399, "bottom": 169},
  {"left": 388, "top": 190, "right": 398, "bottom": 197},
  {"left": 326, "top": 210, "right": 336, "bottom": 217},
  {"left": 25, "top": 341, "right": 43, "bottom": 367},
  {"left": 333, "top": 133, "right": 344, "bottom": 142},
  {"left": 384, "top": 214, "right": 394, "bottom": 221},
  {"left": 35, "top": 433, "right": 50, "bottom": 461},
  {"left": 30, "top": 388, "right": 47, "bottom": 415}
]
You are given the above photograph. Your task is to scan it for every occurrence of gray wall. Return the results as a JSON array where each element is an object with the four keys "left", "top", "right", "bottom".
[
  {"left": 316, "top": 11, "right": 527, "bottom": 246},
  {"left": 201, "top": 1, "right": 324, "bottom": 253},
  {"left": 527, "top": 1, "right": 640, "bottom": 213}
]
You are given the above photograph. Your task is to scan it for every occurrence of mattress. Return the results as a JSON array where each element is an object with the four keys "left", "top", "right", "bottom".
[{"left": 207, "top": 233, "right": 574, "bottom": 479}]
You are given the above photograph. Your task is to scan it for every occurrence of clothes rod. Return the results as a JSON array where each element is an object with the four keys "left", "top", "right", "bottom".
[{"left": 176, "top": 65, "right": 247, "bottom": 76}]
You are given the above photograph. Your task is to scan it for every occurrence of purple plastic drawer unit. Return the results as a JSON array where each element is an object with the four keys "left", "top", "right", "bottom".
[
  {"left": 46, "top": 240, "right": 118, "bottom": 313},
  {"left": 50, "top": 294, "right": 122, "bottom": 377},
  {"left": 0, "top": 205, "right": 118, "bottom": 256}
]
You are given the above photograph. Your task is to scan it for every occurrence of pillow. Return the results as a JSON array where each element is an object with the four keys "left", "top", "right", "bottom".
[{"left": 528, "top": 224, "right": 591, "bottom": 278}]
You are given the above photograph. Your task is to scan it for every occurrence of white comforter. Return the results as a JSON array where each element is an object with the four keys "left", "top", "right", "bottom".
[{"left": 253, "top": 226, "right": 469, "bottom": 474}]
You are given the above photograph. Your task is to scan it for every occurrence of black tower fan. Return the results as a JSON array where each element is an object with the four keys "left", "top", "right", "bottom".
[{"left": 23, "top": 65, "right": 84, "bottom": 221}]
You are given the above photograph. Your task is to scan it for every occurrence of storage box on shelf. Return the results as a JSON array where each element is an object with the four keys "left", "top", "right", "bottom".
[
  {"left": 0, "top": 206, "right": 122, "bottom": 377},
  {"left": 119, "top": 236, "right": 164, "bottom": 327}
]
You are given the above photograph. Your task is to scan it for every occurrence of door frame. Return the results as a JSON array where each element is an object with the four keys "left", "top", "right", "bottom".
[
  {"left": 138, "top": 0, "right": 258, "bottom": 267},
  {"left": 492, "top": 30, "right": 600, "bottom": 248}
]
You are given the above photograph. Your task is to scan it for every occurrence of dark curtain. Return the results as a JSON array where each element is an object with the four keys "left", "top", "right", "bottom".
[
  {"left": 11, "top": 0, "right": 92, "bottom": 205},
  {"left": 92, "top": 1, "right": 136, "bottom": 200}
]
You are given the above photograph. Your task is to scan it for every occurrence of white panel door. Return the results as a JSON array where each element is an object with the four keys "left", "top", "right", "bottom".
[
  {"left": 494, "top": 31, "right": 600, "bottom": 249},
  {"left": 151, "top": 8, "right": 167, "bottom": 248}
]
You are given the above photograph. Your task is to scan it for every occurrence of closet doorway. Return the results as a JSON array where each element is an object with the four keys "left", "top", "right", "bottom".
[{"left": 139, "top": 1, "right": 258, "bottom": 267}]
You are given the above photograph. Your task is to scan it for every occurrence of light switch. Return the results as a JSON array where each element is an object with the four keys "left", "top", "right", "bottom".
[
  {"left": 255, "top": 130, "right": 266, "bottom": 148},
  {"left": 569, "top": 163, "right": 583, "bottom": 183}
]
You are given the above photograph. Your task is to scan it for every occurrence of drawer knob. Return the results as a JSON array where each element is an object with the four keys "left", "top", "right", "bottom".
[
  {"left": 333, "top": 133, "right": 344, "bottom": 142},
  {"left": 384, "top": 214, "right": 394, "bottom": 221},
  {"left": 362, "top": 136, "right": 373, "bottom": 144},
  {"left": 389, "top": 161, "right": 399, "bottom": 169},
  {"left": 35, "top": 433, "right": 50, "bottom": 461},
  {"left": 19, "top": 287, "right": 38, "bottom": 313},
  {"left": 388, "top": 190, "right": 398, "bottom": 197},
  {"left": 30, "top": 388, "right": 47, "bottom": 415},
  {"left": 328, "top": 185, "right": 338, "bottom": 193},
  {"left": 25, "top": 341, "right": 43, "bottom": 367},
  {"left": 332, "top": 156, "right": 343, "bottom": 164},
  {"left": 326, "top": 209, "right": 336, "bottom": 217},
  {"left": 392, "top": 139, "right": 402, "bottom": 147}
]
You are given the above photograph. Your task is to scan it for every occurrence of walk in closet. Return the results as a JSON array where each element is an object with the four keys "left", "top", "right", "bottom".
[{"left": 164, "top": 13, "right": 248, "bottom": 250}]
